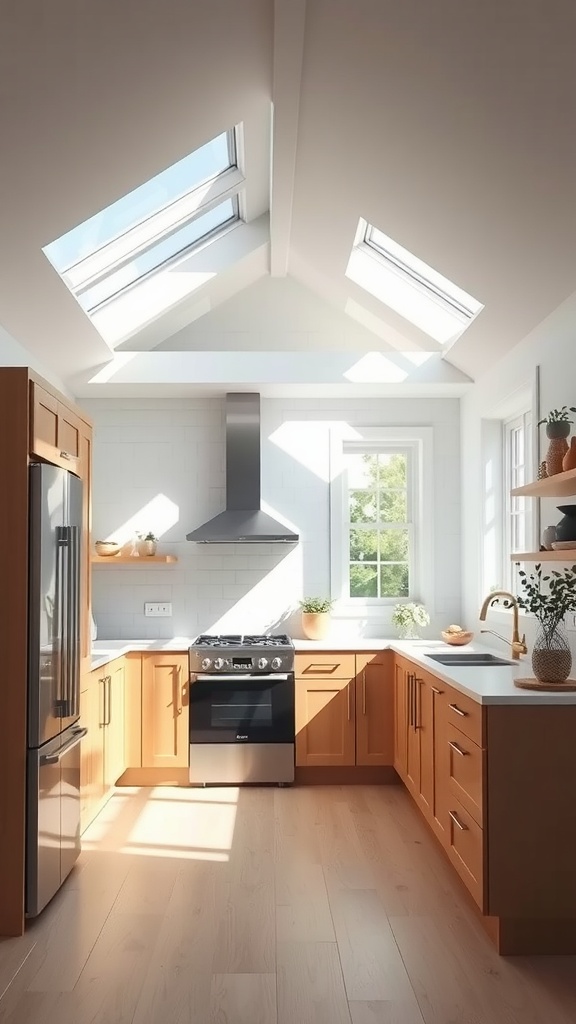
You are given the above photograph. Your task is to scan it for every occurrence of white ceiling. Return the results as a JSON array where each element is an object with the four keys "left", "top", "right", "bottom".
[{"left": 1, "top": 0, "right": 575, "bottom": 395}]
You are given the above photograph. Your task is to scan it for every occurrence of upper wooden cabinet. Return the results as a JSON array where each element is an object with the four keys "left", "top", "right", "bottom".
[
  {"left": 30, "top": 380, "right": 88, "bottom": 470},
  {"left": 295, "top": 651, "right": 394, "bottom": 768}
]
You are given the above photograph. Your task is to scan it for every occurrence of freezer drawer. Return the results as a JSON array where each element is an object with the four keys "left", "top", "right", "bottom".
[{"left": 26, "top": 725, "right": 86, "bottom": 917}]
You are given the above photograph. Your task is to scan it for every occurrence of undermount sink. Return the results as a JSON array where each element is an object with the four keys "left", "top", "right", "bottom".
[{"left": 426, "top": 652, "right": 513, "bottom": 667}]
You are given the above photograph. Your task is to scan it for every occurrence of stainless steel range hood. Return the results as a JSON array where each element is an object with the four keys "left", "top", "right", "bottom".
[{"left": 186, "top": 393, "right": 299, "bottom": 544}]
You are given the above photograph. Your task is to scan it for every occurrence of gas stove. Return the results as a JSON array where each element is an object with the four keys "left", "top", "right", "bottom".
[{"left": 189, "top": 633, "right": 295, "bottom": 675}]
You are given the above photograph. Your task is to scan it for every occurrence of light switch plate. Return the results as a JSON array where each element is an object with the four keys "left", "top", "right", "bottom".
[{"left": 145, "top": 602, "right": 172, "bottom": 617}]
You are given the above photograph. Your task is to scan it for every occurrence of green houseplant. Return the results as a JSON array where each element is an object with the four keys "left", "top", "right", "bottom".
[
  {"left": 391, "top": 602, "right": 430, "bottom": 640},
  {"left": 538, "top": 407, "right": 576, "bottom": 475},
  {"left": 517, "top": 563, "right": 576, "bottom": 683},
  {"left": 299, "top": 597, "right": 334, "bottom": 640}
]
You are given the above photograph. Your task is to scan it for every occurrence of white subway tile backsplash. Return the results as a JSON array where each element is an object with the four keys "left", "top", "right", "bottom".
[{"left": 86, "top": 395, "right": 462, "bottom": 639}]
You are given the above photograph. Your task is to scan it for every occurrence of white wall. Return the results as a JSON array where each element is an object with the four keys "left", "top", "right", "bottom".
[
  {"left": 84, "top": 395, "right": 461, "bottom": 640},
  {"left": 0, "top": 323, "right": 69, "bottom": 395},
  {"left": 461, "top": 288, "right": 576, "bottom": 651}
]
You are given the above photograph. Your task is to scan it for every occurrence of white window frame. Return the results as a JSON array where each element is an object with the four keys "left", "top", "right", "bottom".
[
  {"left": 503, "top": 410, "right": 534, "bottom": 591},
  {"left": 329, "top": 426, "right": 434, "bottom": 618}
]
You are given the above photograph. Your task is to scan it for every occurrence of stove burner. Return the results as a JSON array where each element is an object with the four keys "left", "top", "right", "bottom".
[{"left": 194, "top": 633, "right": 292, "bottom": 648}]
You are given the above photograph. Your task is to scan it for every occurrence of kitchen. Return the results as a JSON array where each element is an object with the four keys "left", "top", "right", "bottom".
[{"left": 2, "top": 1, "right": 576, "bottom": 1022}]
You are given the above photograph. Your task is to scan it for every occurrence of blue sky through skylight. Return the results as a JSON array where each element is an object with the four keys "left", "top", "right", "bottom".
[{"left": 44, "top": 132, "right": 233, "bottom": 272}]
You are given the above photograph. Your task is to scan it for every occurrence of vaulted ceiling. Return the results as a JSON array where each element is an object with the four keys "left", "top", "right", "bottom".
[{"left": 0, "top": 0, "right": 575, "bottom": 396}]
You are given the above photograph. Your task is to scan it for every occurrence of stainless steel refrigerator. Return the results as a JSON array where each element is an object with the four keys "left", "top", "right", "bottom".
[{"left": 26, "top": 463, "right": 86, "bottom": 917}]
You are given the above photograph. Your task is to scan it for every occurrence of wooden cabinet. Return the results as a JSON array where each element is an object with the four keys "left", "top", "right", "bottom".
[
  {"left": 296, "top": 651, "right": 393, "bottom": 768},
  {"left": 80, "top": 659, "right": 126, "bottom": 831},
  {"left": 393, "top": 659, "right": 408, "bottom": 778},
  {"left": 355, "top": 654, "right": 394, "bottom": 765},
  {"left": 141, "top": 653, "right": 189, "bottom": 768},
  {"left": 296, "top": 677, "right": 355, "bottom": 766},
  {"left": 30, "top": 381, "right": 83, "bottom": 466}
]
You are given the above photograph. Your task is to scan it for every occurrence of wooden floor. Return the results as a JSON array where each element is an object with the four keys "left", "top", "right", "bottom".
[{"left": 1, "top": 784, "right": 576, "bottom": 1024}]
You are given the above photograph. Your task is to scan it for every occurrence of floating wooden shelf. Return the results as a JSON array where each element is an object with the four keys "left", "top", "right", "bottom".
[
  {"left": 91, "top": 554, "right": 178, "bottom": 564},
  {"left": 511, "top": 550, "right": 576, "bottom": 562},
  {"left": 511, "top": 467, "right": 576, "bottom": 498}
]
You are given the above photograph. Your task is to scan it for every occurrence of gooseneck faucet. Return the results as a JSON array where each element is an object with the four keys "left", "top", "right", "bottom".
[{"left": 479, "top": 590, "right": 528, "bottom": 660}]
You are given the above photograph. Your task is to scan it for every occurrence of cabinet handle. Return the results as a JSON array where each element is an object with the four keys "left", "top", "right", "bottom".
[
  {"left": 431, "top": 685, "right": 443, "bottom": 695},
  {"left": 448, "top": 702, "right": 468, "bottom": 718},
  {"left": 59, "top": 450, "right": 78, "bottom": 461},
  {"left": 347, "top": 681, "right": 352, "bottom": 721},
  {"left": 448, "top": 739, "right": 469, "bottom": 757},
  {"left": 409, "top": 673, "right": 415, "bottom": 728},
  {"left": 407, "top": 674, "right": 412, "bottom": 727},
  {"left": 415, "top": 677, "right": 423, "bottom": 729},
  {"left": 362, "top": 669, "right": 366, "bottom": 715},
  {"left": 106, "top": 675, "right": 112, "bottom": 726},
  {"left": 99, "top": 676, "right": 106, "bottom": 727},
  {"left": 176, "top": 665, "right": 183, "bottom": 714},
  {"left": 449, "top": 810, "right": 468, "bottom": 831}
]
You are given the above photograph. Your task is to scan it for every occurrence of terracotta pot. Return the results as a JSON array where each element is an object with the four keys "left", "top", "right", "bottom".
[
  {"left": 301, "top": 612, "right": 331, "bottom": 640},
  {"left": 562, "top": 436, "right": 576, "bottom": 472}
]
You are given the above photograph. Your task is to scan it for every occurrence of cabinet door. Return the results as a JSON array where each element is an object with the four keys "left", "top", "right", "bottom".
[
  {"left": 356, "top": 660, "right": 394, "bottom": 766},
  {"left": 295, "top": 678, "right": 355, "bottom": 766},
  {"left": 431, "top": 682, "right": 450, "bottom": 847},
  {"left": 416, "top": 674, "right": 434, "bottom": 818},
  {"left": 141, "top": 654, "right": 189, "bottom": 768},
  {"left": 406, "top": 671, "right": 420, "bottom": 795},
  {"left": 57, "top": 403, "right": 81, "bottom": 459},
  {"left": 104, "top": 660, "right": 126, "bottom": 788},
  {"left": 393, "top": 661, "right": 408, "bottom": 779},
  {"left": 30, "top": 382, "right": 58, "bottom": 456},
  {"left": 80, "top": 673, "right": 106, "bottom": 832}
]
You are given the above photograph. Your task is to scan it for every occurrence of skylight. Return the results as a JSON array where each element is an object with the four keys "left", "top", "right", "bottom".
[
  {"left": 345, "top": 219, "right": 483, "bottom": 345},
  {"left": 43, "top": 127, "right": 242, "bottom": 323}
]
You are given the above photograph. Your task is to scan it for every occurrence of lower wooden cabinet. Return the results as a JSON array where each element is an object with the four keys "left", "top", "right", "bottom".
[
  {"left": 80, "top": 658, "right": 126, "bottom": 831},
  {"left": 141, "top": 653, "right": 189, "bottom": 768},
  {"left": 295, "top": 652, "right": 393, "bottom": 768}
]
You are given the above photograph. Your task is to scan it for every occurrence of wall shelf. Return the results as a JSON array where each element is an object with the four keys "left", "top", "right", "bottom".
[
  {"left": 91, "top": 554, "right": 178, "bottom": 564},
  {"left": 511, "top": 550, "right": 576, "bottom": 562},
  {"left": 511, "top": 467, "right": 576, "bottom": 498}
]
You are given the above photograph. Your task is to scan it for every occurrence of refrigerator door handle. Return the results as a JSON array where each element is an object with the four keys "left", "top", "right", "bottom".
[
  {"left": 70, "top": 524, "right": 80, "bottom": 717},
  {"left": 40, "top": 727, "right": 87, "bottom": 765},
  {"left": 56, "top": 526, "right": 69, "bottom": 716}
]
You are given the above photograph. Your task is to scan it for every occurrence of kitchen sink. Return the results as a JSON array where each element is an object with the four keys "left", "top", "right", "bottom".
[{"left": 426, "top": 652, "right": 513, "bottom": 666}]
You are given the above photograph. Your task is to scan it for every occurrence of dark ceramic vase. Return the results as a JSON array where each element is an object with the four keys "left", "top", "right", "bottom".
[{"left": 555, "top": 505, "right": 576, "bottom": 543}]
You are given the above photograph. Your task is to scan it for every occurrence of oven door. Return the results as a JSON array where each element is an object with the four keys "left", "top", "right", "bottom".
[{"left": 189, "top": 673, "right": 294, "bottom": 744}]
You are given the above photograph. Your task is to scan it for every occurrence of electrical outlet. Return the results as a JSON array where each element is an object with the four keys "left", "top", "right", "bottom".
[
  {"left": 144, "top": 602, "right": 172, "bottom": 617},
  {"left": 565, "top": 612, "right": 576, "bottom": 632}
]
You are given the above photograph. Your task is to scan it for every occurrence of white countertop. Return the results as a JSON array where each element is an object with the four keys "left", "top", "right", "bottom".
[{"left": 91, "top": 637, "right": 576, "bottom": 705}]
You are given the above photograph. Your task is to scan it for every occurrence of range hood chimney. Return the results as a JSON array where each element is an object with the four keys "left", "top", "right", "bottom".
[{"left": 186, "top": 393, "right": 299, "bottom": 544}]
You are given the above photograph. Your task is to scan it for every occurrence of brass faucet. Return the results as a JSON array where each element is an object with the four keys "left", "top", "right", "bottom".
[{"left": 479, "top": 590, "right": 528, "bottom": 660}]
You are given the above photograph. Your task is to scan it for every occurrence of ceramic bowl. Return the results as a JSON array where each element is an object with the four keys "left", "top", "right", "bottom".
[
  {"left": 441, "top": 630, "right": 474, "bottom": 646},
  {"left": 94, "top": 541, "right": 121, "bottom": 557}
]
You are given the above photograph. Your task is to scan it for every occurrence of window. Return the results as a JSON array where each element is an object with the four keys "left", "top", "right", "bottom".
[
  {"left": 504, "top": 411, "right": 533, "bottom": 589},
  {"left": 43, "top": 127, "right": 242, "bottom": 317},
  {"left": 345, "top": 218, "right": 483, "bottom": 346},
  {"left": 330, "top": 426, "right": 433, "bottom": 614},
  {"left": 346, "top": 450, "right": 411, "bottom": 598}
]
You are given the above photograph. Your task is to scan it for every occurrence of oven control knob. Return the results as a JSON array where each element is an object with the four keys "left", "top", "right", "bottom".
[
  {"left": 214, "top": 657, "right": 225, "bottom": 670},
  {"left": 271, "top": 657, "right": 282, "bottom": 670},
  {"left": 257, "top": 657, "right": 268, "bottom": 670},
  {"left": 201, "top": 657, "right": 212, "bottom": 671}
]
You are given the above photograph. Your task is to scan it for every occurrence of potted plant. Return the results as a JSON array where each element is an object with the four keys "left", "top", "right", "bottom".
[
  {"left": 392, "top": 602, "right": 430, "bottom": 640},
  {"left": 299, "top": 597, "right": 334, "bottom": 640},
  {"left": 538, "top": 407, "right": 576, "bottom": 475},
  {"left": 138, "top": 531, "right": 158, "bottom": 556},
  {"left": 517, "top": 563, "right": 576, "bottom": 683}
]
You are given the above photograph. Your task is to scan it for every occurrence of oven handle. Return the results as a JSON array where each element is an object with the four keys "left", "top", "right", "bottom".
[{"left": 192, "top": 673, "right": 292, "bottom": 683}]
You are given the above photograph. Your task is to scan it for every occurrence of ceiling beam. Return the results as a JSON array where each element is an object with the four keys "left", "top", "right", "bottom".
[{"left": 270, "top": 0, "right": 307, "bottom": 277}]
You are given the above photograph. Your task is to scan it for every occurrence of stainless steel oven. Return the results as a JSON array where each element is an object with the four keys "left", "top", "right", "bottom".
[{"left": 188, "top": 634, "right": 295, "bottom": 785}]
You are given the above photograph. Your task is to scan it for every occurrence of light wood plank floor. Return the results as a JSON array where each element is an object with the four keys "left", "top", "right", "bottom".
[{"left": 2, "top": 783, "right": 576, "bottom": 1023}]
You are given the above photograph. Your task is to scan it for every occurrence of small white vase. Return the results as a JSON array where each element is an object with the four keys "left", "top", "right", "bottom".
[{"left": 142, "top": 539, "right": 157, "bottom": 556}]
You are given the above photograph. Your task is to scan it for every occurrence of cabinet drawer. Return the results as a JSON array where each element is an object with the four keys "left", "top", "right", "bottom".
[
  {"left": 447, "top": 798, "right": 484, "bottom": 910},
  {"left": 356, "top": 650, "right": 390, "bottom": 670},
  {"left": 447, "top": 724, "right": 483, "bottom": 826},
  {"left": 445, "top": 685, "right": 483, "bottom": 746},
  {"left": 295, "top": 653, "right": 355, "bottom": 678}
]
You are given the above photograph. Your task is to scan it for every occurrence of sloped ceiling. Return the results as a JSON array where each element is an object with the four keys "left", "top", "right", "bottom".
[{"left": 0, "top": 0, "right": 575, "bottom": 394}]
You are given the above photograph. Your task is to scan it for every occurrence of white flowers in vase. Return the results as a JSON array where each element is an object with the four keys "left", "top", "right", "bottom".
[{"left": 392, "top": 602, "right": 430, "bottom": 639}]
